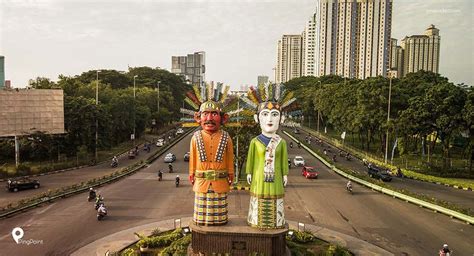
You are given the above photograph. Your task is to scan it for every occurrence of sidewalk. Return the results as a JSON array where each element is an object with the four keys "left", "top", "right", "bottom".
[{"left": 72, "top": 215, "right": 392, "bottom": 256}]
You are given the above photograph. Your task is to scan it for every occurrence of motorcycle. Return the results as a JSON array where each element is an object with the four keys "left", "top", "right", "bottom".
[
  {"left": 158, "top": 171, "right": 163, "bottom": 181},
  {"left": 175, "top": 177, "right": 180, "bottom": 187},
  {"left": 289, "top": 142, "right": 293, "bottom": 148},
  {"left": 332, "top": 155, "right": 337, "bottom": 162},
  {"left": 168, "top": 165, "right": 173, "bottom": 173},
  {"left": 110, "top": 161, "right": 118, "bottom": 168},
  {"left": 346, "top": 185, "right": 353, "bottom": 194},
  {"left": 97, "top": 206, "right": 107, "bottom": 221}
]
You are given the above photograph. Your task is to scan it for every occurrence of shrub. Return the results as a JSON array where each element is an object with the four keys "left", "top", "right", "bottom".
[{"left": 16, "top": 164, "right": 31, "bottom": 176}]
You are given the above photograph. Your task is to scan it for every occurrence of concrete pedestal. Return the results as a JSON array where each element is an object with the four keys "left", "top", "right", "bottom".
[{"left": 188, "top": 217, "right": 289, "bottom": 256}]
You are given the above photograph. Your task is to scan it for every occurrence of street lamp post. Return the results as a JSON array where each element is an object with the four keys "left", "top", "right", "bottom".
[
  {"left": 317, "top": 81, "right": 322, "bottom": 134},
  {"left": 133, "top": 75, "right": 138, "bottom": 147},
  {"left": 95, "top": 70, "right": 101, "bottom": 162},
  {"left": 384, "top": 71, "right": 393, "bottom": 164},
  {"left": 157, "top": 81, "right": 161, "bottom": 114}
]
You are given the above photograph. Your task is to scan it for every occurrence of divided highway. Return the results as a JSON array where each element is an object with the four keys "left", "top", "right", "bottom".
[{"left": 0, "top": 130, "right": 472, "bottom": 255}]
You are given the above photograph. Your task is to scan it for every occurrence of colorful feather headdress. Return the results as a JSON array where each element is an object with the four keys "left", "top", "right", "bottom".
[
  {"left": 180, "top": 82, "right": 238, "bottom": 127},
  {"left": 239, "top": 83, "right": 302, "bottom": 118}
]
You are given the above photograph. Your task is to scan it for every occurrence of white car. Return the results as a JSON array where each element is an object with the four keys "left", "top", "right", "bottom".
[
  {"left": 293, "top": 156, "right": 305, "bottom": 167},
  {"left": 164, "top": 153, "right": 176, "bottom": 163},
  {"left": 156, "top": 138, "right": 165, "bottom": 147},
  {"left": 176, "top": 128, "right": 184, "bottom": 135}
]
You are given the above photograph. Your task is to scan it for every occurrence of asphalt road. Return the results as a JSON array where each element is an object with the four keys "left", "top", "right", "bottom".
[
  {"left": 0, "top": 136, "right": 169, "bottom": 208},
  {"left": 284, "top": 127, "right": 474, "bottom": 212},
  {"left": 0, "top": 130, "right": 473, "bottom": 255}
]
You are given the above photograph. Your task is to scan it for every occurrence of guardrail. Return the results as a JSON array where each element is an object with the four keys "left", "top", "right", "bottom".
[
  {"left": 283, "top": 131, "right": 474, "bottom": 225},
  {"left": 0, "top": 128, "right": 195, "bottom": 219}
]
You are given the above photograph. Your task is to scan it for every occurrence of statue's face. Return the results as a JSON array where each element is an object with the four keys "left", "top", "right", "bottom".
[
  {"left": 258, "top": 109, "right": 281, "bottom": 135},
  {"left": 199, "top": 111, "right": 222, "bottom": 132}
]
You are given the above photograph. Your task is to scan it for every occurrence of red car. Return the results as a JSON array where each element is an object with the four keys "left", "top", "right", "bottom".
[{"left": 301, "top": 166, "right": 318, "bottom": 179}]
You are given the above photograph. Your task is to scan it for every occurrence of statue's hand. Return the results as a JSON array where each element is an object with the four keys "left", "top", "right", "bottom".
[
  {"left": 283, "top": 175, "right": 288, "bottom": 187},
  {"left": 247, "top": 174, "right": 252, "bottom": 185},
  {"left": 189, "top": 174, "right": 195, "bottom": 185}
]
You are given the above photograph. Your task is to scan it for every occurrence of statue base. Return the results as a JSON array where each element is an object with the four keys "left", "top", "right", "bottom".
[{"left": 188, "top": 217, "right": 289, "bottom": 256}]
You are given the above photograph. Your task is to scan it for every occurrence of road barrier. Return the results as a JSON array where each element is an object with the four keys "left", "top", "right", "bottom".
[
  {"left": 0, "top": 128, "right": 196, "bottom": 219},
  {"left": 283, "top": 131, "right": 474, "bottom": 225}
]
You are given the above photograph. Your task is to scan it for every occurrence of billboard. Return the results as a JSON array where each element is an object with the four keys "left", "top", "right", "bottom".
[{"left": 0, "top": 89, "right": 65, "bottom": 137}]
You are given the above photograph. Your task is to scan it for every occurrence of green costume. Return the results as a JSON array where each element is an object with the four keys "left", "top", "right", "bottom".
[{"left": 246, "top": 135, "right": 289, "bottom": 228}]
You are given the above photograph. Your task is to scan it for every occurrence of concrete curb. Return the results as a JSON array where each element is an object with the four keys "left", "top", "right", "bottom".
[{"left": 71, "top": 215, "right": 392, "bottom": 256}]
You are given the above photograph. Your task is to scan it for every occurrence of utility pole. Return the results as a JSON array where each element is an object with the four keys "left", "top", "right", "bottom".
[
  {"left": 95, "top": 70, "right": 101, "bottom": 162},
  {"left": 384, "top": 71, "right": 393, "bottom": 164}
]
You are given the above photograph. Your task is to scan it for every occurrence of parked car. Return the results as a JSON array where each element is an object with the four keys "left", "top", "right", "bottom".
[
  {"left": 156, "top": 138, "right": 165, "bottom": 147},
  {"left": 176, "top": 128, "right": 184, "bottom": 135},
  {"left": 6, "top": 178, "right": 40, "bottom": 192},
  {"left": 184, "top": 152, "right": 190, "bottom": 162},
  {"left": 164, "top": 153, "right": 176, "bottom": 163},
  {"left": 293, "top": 156, "right": 305, "bottom": 167},
  {"left": 367, "top": 164, "right": 392, "bottom": 182},
  {"left": 301, "top": 166, "right": 318, "bottom": 179}
]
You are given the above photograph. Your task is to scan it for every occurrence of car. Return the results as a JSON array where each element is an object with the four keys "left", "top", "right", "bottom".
[
  {"left": 164, "top": 153, "right": 176, "bottom": 163},
  {"left": 176, "top": 128, "right": 184, "bottom": 135},
  {"left": 184, "top": 152, "right": 190, "bottom": 162},
  {"left": 6, "top": 178, "right": 40, "bottom": 192},
  {"left": 293, "top": 156, "right": 305, "bottom": 167},
  {"left": 156, "top": 138, "right": 165, "bottom": 147},
  {"left": 128, "top": 150, "right": 136, "bottom": 159},
  {"left": 301, "top": 166, "right": 318, "bottom": 179},
  {"left": 367, "top": 164, "right": 392, "bottom": 182}
]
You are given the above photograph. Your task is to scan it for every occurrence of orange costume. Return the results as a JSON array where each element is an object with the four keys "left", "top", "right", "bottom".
[
  {"left": 189, "top": 130, "right": 234, "bottom": 193},
  {"left": 189, "top": 129, "right": 234, "bottom": 225}
]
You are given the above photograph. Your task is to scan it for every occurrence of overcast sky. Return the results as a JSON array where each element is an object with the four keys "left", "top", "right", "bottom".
[{"left": 0, "top": 0, "right": 472, "bottom": 90}]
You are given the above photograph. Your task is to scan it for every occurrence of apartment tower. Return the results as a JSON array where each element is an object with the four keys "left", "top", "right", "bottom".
[
  {"left": 276, "top": 35, "right": 304, "bottom": 83},
  {"left": 400, "top": 24, "right": 440, "bottom": 77},
  {"left": 307, "top": 0, "right": 392, "bottom": 79},
  {"left": 171, "top": 51, "right": 206, "bottom": 85}
]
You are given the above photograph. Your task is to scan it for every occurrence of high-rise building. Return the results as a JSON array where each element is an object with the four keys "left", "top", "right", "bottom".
[
  {"left": 389, "top": 38, "right": 403, "bottom": 78},
  {"left": 302, "top": 0, "right": 392, "bottom": 79},
  {"left": 257, "top": 75, "right": 269, "bottom": 85},
  {"left": 0, "top": 56, "right": 5, "bottom": 89},
  {"left": 400, "top": 24, "right": 440, "bottom": 77},
  {"left": 171, "top": 51, "right": 205, "bottom": 85},
  {"left": 303, "top": 12, "right": 319, "bottom": 77},
  {"left": 276, "top": 35, "right": 304, "bottom": 83}
]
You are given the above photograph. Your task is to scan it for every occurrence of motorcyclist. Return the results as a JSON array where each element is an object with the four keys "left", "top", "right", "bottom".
[
  {"left": 175, "top": 175, "right": 180, "bottom": 187},
  {"left": 98, "top": 204, "right": 107, "bottom": 214},
  {"left": 168, "top": 163, "right": 173, "bottom": 173},
  {"left": 95, "top": 195, "right": 104, "bottom": 209},
  {"left": 111, "top": 156, "right": 118, "bottom": 167},
  {"left": 332, "top": 154, "right": 337, "bottom": 162},
  {"left": 439, "top": 244, "right": 451, "bottom": 256},
  {"left": 346, "top": 180, "right": 352, "bottom": 191},
  {"left": 289, "top": 141, "right": 293, "bottom": 148},
  {"left": 158, "top": 170, "right": 163, "bottom": 181},
  {"left": 88, "top": 188, "right": 97, "bottom": 201},
  {"left": 345, "top": 152, "right": 351, "bottom": 160}
]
